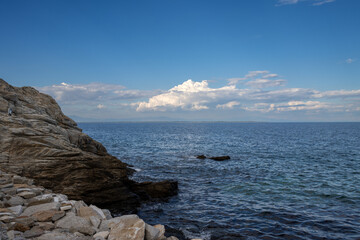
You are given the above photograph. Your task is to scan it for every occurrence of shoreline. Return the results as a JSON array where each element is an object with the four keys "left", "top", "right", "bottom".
[{"left": 0, "top": 169, "right": 187, "bottom": 240}]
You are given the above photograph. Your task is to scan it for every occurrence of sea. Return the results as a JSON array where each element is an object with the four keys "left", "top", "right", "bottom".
[{"left": 79, "top": 122, "right": 360, "bottom": 240}]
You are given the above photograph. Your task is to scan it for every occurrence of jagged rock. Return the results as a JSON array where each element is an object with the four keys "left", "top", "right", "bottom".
[
  {"left": 93, "top": 231, "right": 110, "bottom": 239},
  {"left": 0, "top": 79, "right": 178, "bottom": 212},
  {"left": 89, "top": 205, "right": 106, "bottom": 219},
  {"left": 108, "top": 215, "right": 145, "bottom": 240},
  {"left": 154, "top": 224, "right": 165, "bottom": 240},
  {"left": 8, "top": 205, "right": 23, "bottom": 215},
  {"left": 101, "top": 209, "right": 112, "bottom": 220},
  {"left": 145, "top": 223, "right": 160, "bottom": 240},
  {"left": 166, "top": 237, "right": 179, "bottom": 240},
  {"left": 55, "top": 212, "right": 96, "bottom": 235},
  {"left": 89, "top": 216, "right": 101, "bottom": 228},
  {"left": 78, "top": 206, "right": 100, "bottom": 220}
]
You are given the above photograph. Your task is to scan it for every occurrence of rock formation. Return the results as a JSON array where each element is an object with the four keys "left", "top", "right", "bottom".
[
  {"left": 0, "top": 170, "right": 180, "bottom": 240},
  {"left": 0, "top": 79, "right": 177, "bottom": 212}
]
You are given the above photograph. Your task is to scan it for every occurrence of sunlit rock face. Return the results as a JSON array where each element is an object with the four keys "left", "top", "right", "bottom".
[{"left": 0, "top": 79, "right": 177, "bottom": 212}]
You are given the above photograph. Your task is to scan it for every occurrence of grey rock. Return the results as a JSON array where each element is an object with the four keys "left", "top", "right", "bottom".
[
  {"left": 8, "top": 205, "right": 23, "bottom": 215},
  {"left": 7, "top": 196, "right": 25, "bottom": 206},
  {"left": 108, "top": 215, "right": 145, "bottom": 240},
  {"left": 7, "top": 230, "right": 24, "bottom": 240},
  {"left": 55, "top": 212, "right": 96, "bottom": 235},
  {"left": 12, "top": 176, "right": 27, "bottom": 184},
  {"left": 17, "top": 191, "right": 36, "bottom": 199},
  {"left": 23, "top": 226, "right": 44, "bottom": 238},
  {"left": 101, "top": 209, "right": 112, "bottom": 220},
  {"left": 90, "top": 216, "right": 101, "bottom": 229},
  {"left": 21, "top": 202, "right": 60, "bottom": 216},
  {"left": 93, "top": 231, "right": 109, "bottom": 240},
  {"left": 145, "top": 223, "right": 161, "bottom": 240},
  {"left": 89, "top": 205, "right": 106, "bottom": 219}
]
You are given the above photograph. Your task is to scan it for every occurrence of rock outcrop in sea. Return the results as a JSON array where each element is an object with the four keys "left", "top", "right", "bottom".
[{"left": 0, "top": 79, "right": 178, "bottom": 212}]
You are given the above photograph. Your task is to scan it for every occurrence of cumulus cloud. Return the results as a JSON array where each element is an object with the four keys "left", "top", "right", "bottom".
[
  {"left": 135, "top": 77, "right": 360, "bottom": 113},
  {"left": 136, "top": 79, "right": 236, "bottom": 111}
]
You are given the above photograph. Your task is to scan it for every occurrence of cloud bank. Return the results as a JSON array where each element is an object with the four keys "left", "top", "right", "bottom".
[{"left": 37, "top": 71, "right": 360, "bottom": 121}]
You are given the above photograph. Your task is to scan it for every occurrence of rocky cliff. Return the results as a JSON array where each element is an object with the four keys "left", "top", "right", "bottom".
[{"left": 0, "top": 79, "right": 177, "bottom": 212}]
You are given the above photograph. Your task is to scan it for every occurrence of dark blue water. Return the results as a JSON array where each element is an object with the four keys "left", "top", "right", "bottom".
[{"left": 79, "top": 122, "right": 360, "bottom": 240}]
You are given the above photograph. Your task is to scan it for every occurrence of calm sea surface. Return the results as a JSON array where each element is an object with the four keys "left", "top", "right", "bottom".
[{"left": 79, "top": 122, "right": 360, "bottom": 240}]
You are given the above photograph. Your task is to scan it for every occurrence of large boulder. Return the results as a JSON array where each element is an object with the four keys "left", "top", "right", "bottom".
[{"left": 0, "top": 79, "right": 178, "bottom": 212}]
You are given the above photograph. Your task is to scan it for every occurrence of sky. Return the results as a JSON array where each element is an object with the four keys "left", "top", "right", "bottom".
[{"left": 0, "top": 0, "right": 359, "bottom": 121}]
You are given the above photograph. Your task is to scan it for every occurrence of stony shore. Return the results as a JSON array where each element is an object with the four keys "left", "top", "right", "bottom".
[{"left": 0, "top": 170, "right": 187, "bottom": 240}]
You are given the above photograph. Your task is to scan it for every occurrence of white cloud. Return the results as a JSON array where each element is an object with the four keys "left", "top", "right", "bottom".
[
  {"left": 245, "top": 78, "right": 286, "bottom": 88},
  {"left": 37, "top": 82, "right": 160, "bottom": 104},
  {"left": 36, "top": 74, "right": 360, "bottom": 121},
  {"left": 277, "top": 0, "right": 299, "bottom": 6},
  {"left": 313, "top": 89, "right": 360, "bottom": 98},
  {"left": 312, "top": 0, "right": 335, "bottom": 6},
  {"left": 346, "top": 58, "right": 356, "bottom": 64},
  {"left": 227, "top": 78, "right": 245, "bottom": 85},
  {"left": 228, "top": 70, "right": 280, "bottom": 85},
  {"left": 136, "top": 79, "right": 237, "bottom": 111},
  {"left": 276, "top": 0, "right": 335, "bottom": 6},
  {"left": 135, "top": 78, "right": 360, "bottom": 113},
  {"left": 216, "top": 101, "right": 241, "bottom": 109},
  {"left": 242, "top": 101, "right": 341, "bottom": 112},
  {"left": 97, "top": 104, "right": 106, "bottom": 109}
]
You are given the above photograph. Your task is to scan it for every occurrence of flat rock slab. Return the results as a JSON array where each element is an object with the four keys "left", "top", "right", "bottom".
[
  {"left": 31, "top": 210, "right": 65, "bottom": 222},
  {"left": 23, "top": 226, "right": 44, "bottom": 238},
  {"left": 21, "top": 202, "right": 60, "bottom": 217},
  {"left": 108, "top": 214, "right": 145, "bottom": 240}
]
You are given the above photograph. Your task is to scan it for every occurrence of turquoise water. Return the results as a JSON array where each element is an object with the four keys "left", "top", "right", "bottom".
[{"left": 79, "top": 122, "right": 360, "bottom": 240}]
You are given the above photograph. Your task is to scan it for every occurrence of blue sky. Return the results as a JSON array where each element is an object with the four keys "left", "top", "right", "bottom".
[{"left": 1, "top": 0, "right": 359, "bottom": 121}]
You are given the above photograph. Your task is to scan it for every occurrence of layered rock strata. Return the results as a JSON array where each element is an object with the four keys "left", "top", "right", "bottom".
[
  {"left": 0, "top": 79, "right": 177, "bottom": 212},
  {"left": 0, "top": 170, "right": 180, "bottom": 240}
]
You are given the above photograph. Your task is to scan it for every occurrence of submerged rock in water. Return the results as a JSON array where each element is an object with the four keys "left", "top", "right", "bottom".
[
  {"left": 209, "top": 156, "right": 231, "bottom": 161},
  {"left": 0, "top": 78, "right": 177, "bottom": 212}
]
